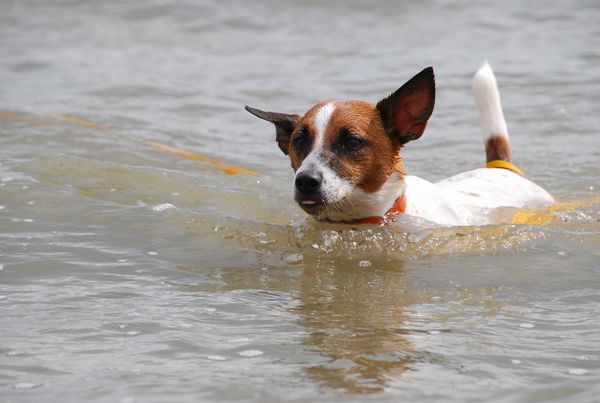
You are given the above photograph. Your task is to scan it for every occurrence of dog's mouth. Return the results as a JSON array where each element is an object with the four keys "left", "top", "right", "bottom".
[{"left": 295, "top": 196, "right": 326, "bottom": 214}]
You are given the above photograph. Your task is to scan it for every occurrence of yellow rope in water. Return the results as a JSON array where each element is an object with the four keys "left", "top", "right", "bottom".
[{"left": 0, "top": 111, "right": 260, "bottom": 176}]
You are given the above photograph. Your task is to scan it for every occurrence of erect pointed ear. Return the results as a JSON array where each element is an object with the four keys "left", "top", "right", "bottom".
[
  {"left": 245, "top": 106, "right": 300, "bottom": 155},
  {"left": 376, "top": 67, "right": 435, "bottom": 145}
]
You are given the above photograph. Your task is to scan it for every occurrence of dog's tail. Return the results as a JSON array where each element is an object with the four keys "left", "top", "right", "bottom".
[{"left": 472, "top": 62, "right": 512, "bottom": 163}]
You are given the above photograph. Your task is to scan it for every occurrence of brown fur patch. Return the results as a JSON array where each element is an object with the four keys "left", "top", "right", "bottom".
[
  {"left": 324, "top": 101, "right": 405, "bottom": 193},
  {"left": 485, "top": 135, "right": 512, "bottom": 162}
]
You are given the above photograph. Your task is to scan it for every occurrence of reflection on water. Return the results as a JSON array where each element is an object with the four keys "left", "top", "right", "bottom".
[{"left": 298, "top": 257, "right": 411, "bottom": 394}]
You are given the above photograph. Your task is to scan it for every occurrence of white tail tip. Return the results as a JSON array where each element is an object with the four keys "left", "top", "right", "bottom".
[{"left": 472, "top": 62, "right": 508, "bottom": 139}]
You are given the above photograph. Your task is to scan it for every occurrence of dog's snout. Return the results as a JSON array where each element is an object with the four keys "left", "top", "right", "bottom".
[{"left": 295, "top": 172, "right": 321, "bottom": 193}]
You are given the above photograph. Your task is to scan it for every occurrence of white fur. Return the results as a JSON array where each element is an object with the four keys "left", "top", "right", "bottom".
[
  {"left": 403, "top": 169, "right": 554, "bottom": 227},
  {"left": 472, "top": 62, "right": 509, "bottom": 139},
  {"left": 314, "top": 102, "right": 335, "bottom": 142},
  {"left": 323, "top": 172, "right": 405, "bottom": 221}
]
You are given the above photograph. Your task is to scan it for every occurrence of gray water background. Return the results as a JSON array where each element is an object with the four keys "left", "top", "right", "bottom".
[{"left": 1, "top": 0, "right": 599, "bottom": 402}]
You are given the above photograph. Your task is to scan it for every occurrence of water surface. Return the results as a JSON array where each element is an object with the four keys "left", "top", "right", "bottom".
[{"left": 1, "top": 1, "right": 599, "bottom": 402}]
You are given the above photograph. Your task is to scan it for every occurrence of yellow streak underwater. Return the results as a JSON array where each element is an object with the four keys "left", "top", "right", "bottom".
[
  {"left": 511, "top": 198, "right": 600, "bottom": 225},
  {"left": 0, "top": 111, "right": 260, "bottom": 176}
]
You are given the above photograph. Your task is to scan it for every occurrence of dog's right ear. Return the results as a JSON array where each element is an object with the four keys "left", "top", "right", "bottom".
[{"left": 245, "top": 106, "right": 300, "bottom": 155}]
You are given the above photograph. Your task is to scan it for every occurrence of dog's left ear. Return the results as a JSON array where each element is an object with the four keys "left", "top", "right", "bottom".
[
  {"left": 376, "top": 67, "right": 435, "bottom": 144},
  {"left": 245, "top": 106, "right": 300, "bottom": 155}
]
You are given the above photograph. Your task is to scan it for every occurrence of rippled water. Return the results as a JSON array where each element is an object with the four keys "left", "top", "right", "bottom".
[{"left": 1, "top": 1, "right": 599, "bottom": 402}]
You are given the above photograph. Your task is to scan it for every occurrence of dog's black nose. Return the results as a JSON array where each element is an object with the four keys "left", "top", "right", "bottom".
[{"left": 295, "top": 172, "right": 321, "bottom": 193}]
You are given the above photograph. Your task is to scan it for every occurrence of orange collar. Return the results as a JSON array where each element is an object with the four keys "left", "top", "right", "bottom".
[{"left": 353, "top": 193, "right": 407, "bottom": 225}]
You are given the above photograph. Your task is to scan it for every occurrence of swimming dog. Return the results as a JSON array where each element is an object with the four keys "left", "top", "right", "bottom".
[{"left": 246, "top": 63, "right": 553, "bottom": 227}]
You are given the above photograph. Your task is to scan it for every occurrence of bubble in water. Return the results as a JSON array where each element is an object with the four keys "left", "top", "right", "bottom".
[
  {"left": 207, "top": 355, "right": 227, "bottom": 361},
  {"left": 557, "top": 251, "right": 566, "bottom": 256},
  {"left": 151, "top": 203, "right": 175, "bottom": 212},
  {"left": 568, "top": 368, "right": 589, "bottom": 376},
  {"left": 285, "top": 253, "right": 303, "bottom": 263},
  {"left": 519, "top": 322, "right": 535, "bottom": 329},
  {"left": 228, "top": 337, "right": 250, "bottom": 343},
  {"left": 511, "top": 359, "right": 522, "bottom": 365},
  {"left": 238, "top": 349, "right": 263, "bottom": 357},
  {"left": 358, "top": 260, "right": 372, "bottom": 268},
  {"left": 14, "top": 382, "right": 35, "bottom": 389}
]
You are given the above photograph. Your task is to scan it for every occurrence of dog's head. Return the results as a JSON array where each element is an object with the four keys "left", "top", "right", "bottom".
[{"left": 246, "top": 67, "right": 435, "bottom": 222}]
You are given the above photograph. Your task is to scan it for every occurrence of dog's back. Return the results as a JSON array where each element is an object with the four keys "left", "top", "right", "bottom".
[{"left": 402, "top": 63, "right": 554, "bottom": 226}]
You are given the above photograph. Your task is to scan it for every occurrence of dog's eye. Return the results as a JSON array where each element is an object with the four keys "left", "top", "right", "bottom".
[
  {"left": 292, "top": 129, "right": 308, "bottom": 150},
  {"left": 343, "top": 136, "right": 365, "bottom": 152}
]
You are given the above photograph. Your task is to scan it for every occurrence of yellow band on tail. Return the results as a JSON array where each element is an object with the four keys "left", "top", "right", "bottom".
[{"left": 486, "top": 159, "right": 525, "bottom": 177}]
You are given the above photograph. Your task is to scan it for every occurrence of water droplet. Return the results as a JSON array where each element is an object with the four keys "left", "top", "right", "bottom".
[
  {"left": 557, "top": 251, "right": 566, "bottom": 256},
  {"left": 519, "top": 322, "right": 535, "bottom": 329},
  {"left": 358, "top": 260, "right": 372, "bottom": 268},
  {"left": 511, "top": 359, "right": 522, "bottom": 364},
  {"left": 568, "top": 368, "right": 589, "bottom": 376},
  {"left": 14, "top": 382, "right": 35, "bottom": 389},
  {"left": 207, "top": 355, "right": 227, "bottom": 361},
  {"left": 238, "top": 349, "right": 263, "bottom": 357}
]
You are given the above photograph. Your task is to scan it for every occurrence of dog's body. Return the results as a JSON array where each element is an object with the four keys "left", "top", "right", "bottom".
[{"left": 247, "top": 63, "right": 553, "bottom": 227}]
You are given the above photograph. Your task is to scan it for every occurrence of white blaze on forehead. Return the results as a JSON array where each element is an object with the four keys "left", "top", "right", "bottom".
[{"left": 313, "top": 102, "right": 336, "bottom": 149}]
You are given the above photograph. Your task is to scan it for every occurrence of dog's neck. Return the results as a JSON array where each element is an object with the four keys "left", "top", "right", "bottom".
[{"left": 315, "top": 170, "right": 406, "bottom": 223}]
